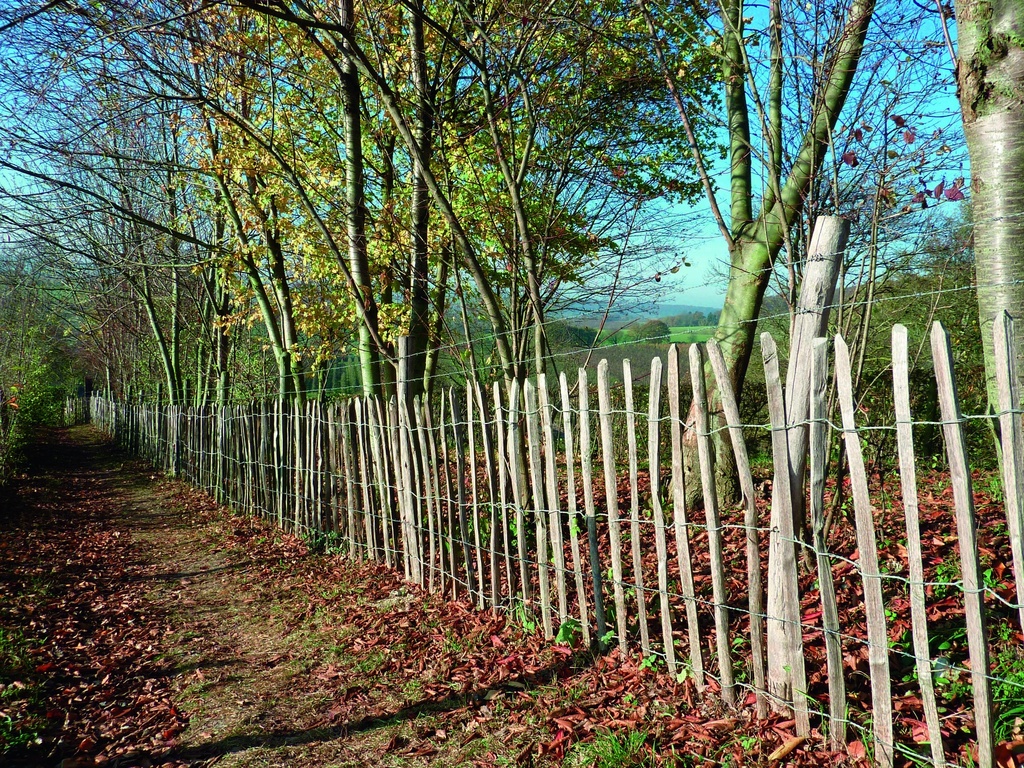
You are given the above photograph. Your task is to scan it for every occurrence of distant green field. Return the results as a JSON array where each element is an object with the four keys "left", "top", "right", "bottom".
[{"left": 669, "top": 326, "right": 715, "bottom": 344}]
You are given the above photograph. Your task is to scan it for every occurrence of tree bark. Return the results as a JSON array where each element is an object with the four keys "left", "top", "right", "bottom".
[
  {"left": 955, "top": 0, "right": 1024, "bottom": 412},
  {"left": 340, "top": 0, "right": 381, "bottom": 399},
  {"left": 406, "top": 0, "right": 433, "bottom": 400}
]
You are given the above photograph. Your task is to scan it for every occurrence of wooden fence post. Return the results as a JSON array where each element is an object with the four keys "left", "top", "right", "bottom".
[
  {"left": 597, "top": 360, "right": 628, "bottom": 654},
  {"left": 892, "top": 326, "right": 945, "bottom": 766},
  {"left": 994, "top": 311, "right": 1024, "bottom": 634},
  {"left": 784, "top": 216, "right": 849, "bottom": 533},
  {"left": 931, "top": 322, "right": 993, "bottom": 768},
  {"left": 667, "top": 345, "right": 705, "bottom": 685},
  {"left": 646, "top": 357, "right": 676, "bottom": 674},
  {"left": 689, "top": 344, "right": 734, "bottom": 705},
  {"left": 559, "top": 371, "right": 591, "bottom": 647},
  {"left": 539, "top": 374, "right": 569, "bottom": 625},
  {"left": 706, "top": 339, "right": 766, "bottom": 717},
  {"left": 761, "top": 332, "right": 809, "bottom": 735},
  {"left": 809, "top": 338, "right": 847, "bottom": 751},
  {"left": 524, "top": 379, "right": 553, "bottom": 638},
  {"left": 835, "top": 334, "right": 893, "bottom": 767},
  {"left": 578, "top": 368, "right": 607, "bottom": 648},
  {"left": 622, "top": 360, "right": 651, "bottom": 656}
]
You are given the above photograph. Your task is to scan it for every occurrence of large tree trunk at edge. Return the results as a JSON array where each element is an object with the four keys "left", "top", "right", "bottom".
[{"left": 955, "top": 0, "right": 1024, "bottom": 414}]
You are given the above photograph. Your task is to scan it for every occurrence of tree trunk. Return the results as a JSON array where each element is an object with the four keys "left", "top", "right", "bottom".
[
  {"left": 341, "top": 0, "right": 381, "bottom": 399},
  {"left": 406, "top": 1, "right": 434, "bottom": 400},
  {"left": 955, "top": 0, "right": 1024, "bottom": 412}
]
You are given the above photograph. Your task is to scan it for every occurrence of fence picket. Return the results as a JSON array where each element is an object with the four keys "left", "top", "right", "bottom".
[
  {"left": 474, "top": 382, "right": 501, "bottom": 610},
  {"left": 931, "top": 322, "right": 993, "bottom": 768},
  {"left": 807, "top": 338, "right": 847, "bottom": 750},
  {"left": 424, "top": 398, "right": 444, "bottom": 591},
  {"left": 493, "top": 382, "right": 515, "bottom": 598},
  {"left": 355, "top": 399, "right": 377, "bottom": 562},
  {"left": 622, "top": 360, "right": 650, "bottom": 656},
  {"left": 891, "top": 326, "right": 944, "bottom": 766},
  {"left": 449, "top": 389, "right": 478, "bottom": 603},
  {"left": 414, "top": 397, "right": 438, "bottom": 592},
  {"left": 508, "top": 380, "right": 531, "bottom": 606},
  {"left": 559, "top": 371, "right": 591, "bottom": 647},
  {"left": 646, "top": 357, "right": 675, "bottom": 674},
  {"left": 578, "top": 368, "right": 607, "bottom": 647},
  {"left": 993, "top": 311, "right": 1024, "bottom": 634},
  {"left": 761, "top": 332, "right": 810, "bottom": 736},
  {"left": 524, "top": 379, "right": 553, "bottom": 638},
  {"left": 340, "top": 402, "right": 358, "bottom": 558},
  {"left": 689, "top": 344, "right": 734, "bottom": 705},
  {"left": 539, "top": 374, "right": 569, "bottom": 624},
  {"left": 466, "top": 388, "right": 485, "bottom": 607},
  {"left": 439, "top": 393, "right": 457, "bottom": 598},
  {"left": 835, "top": 334, "right": 893, "bottom": 768},
  {"left": 368, "top": 397, "right": 394, "bottom": 570},
  {"left": 667, "top": 345, "right": 705, "bottom": 685},
  {"left": 706, "top": 339, "right": 766, "bottom": 717},
  {"left": 597, "top": 360, "right": 628, "bottom": 654}
]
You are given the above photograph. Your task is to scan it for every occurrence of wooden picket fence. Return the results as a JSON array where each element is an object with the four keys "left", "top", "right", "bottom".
[{"left": 84, "top": 317, "right": 1024, "bottom": 768}]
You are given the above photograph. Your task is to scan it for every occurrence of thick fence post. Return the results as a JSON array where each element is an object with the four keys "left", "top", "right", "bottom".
[{"left": 932, "top": 322, "right": 993, "bottom": 768}]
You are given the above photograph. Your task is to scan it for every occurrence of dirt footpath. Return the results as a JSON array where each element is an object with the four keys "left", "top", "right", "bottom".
[{"left": 0, "top": 426, "right": 811, "bottom": 768}]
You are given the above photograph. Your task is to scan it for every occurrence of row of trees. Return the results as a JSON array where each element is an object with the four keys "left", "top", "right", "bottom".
[
  {"left": 2, "top": 0, "right": 1012, "bottom": 413},
  {"left": 0, "top": 255, "right": 78, "bottom": 479},
  {"left": 0, "top": 0, "right": 1020, "bottom": 726},
  {"left": 0, "top": 0, "right": 720, "bottom": 406}
]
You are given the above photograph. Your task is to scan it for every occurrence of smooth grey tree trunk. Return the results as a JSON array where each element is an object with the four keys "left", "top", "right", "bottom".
[{"left": 955, "top": 0, "right": 1024, "bottom": 415}]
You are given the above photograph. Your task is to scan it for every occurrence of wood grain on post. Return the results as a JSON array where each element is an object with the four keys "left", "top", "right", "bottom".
[
  {"left": 993, "top": 311, "right": 1024, "bottom": 634},
  {"left": 424, "top": 398, "right": 445, "bottom": 593},
  {"left": 785, "top": 217, "right": 848, "bottom": 532},
  {"left": 647, "top": 357, "right": 676, "bottom": 674},
  {"left": 466, "top": 387, "right": 485, "bottom": 607},
  {"left": 667, "top": 344, "right": 705, "bottom": 685},
  {"left": 388, "top": 397, "right": 412, "bottom": 580},
  {"left": 355, "top": 399, "right": 378, "bottom": 562},
  {"left": 835, "top": 334, "right": 893, "bottom": 767},
  {"left": 449, "top": 388, "right": 479, "bottom": 603},
  {"left": 578, "top": 368, "right": 607, "bottom": 647},
  {"left": 507, "top": 379, "right": 531, "bottom": 605},
  {"left": 559, "top": 371, "right": 591, "bottom": 647},
  {"left": 539, "top": 374, "right": 569, "bottom": 624},
  {"left": 414, "top": 397, "right": 438, "bottom": 593},
  {"left": 931, "top": 321, "right": 993, "bottom": 768},
  {"left": 340, "top": 402, "right": 358, "bottom": 559},
  {"left": 493, "top": 382, "right": 515, "bottom": 598},
  {"left": 474, "top": 382, "right": 501, "bottom": 610},
  {"left": 761, "top": 332, "right": 809, "bottom": 736},
  {"left": 623, "top": 360, "right": 651, "bottom": 655},
  {"left": 689, "top": 344, "right": 734, "bottom": 705},
  {"left": 891, "top": 326, "right": 945, "bottom": 766},
  {"left": 524, "top": 379, "right": 553, "bottom": 638},
  {"left": 408, "top": 398, "right": 427, "bottom": 587},
  {"left": 597, "top": 360, "right": 628, "bottom": 654},
  {"left": 706, "top": 339, "right": 766, "bottom": 716},
  {"left": 809, "top": 338, "right": 846, "bottom": 750},
  {"left": 439, "top": 393, "right": 458, "bottom": 598}
]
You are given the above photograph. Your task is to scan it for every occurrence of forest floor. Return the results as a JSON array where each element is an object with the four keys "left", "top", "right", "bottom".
[{"left": 0, "top": 426, "right": 923, "bottom": 767}]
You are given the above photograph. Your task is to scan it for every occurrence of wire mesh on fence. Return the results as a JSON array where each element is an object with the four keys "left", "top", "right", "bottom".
[{"left": 81, "top": 318, "right": 1024, "bottom": 768}]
